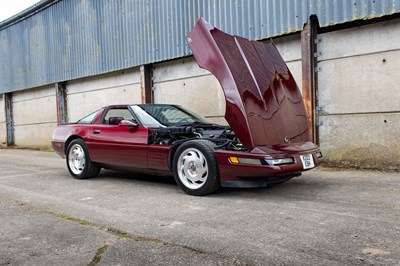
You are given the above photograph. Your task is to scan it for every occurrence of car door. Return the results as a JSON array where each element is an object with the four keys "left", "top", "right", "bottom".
[{"left": 86, "top": 106, "right": 148, "bottom": 169}]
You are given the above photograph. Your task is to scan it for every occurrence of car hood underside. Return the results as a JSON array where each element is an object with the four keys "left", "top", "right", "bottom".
[{"left": 187, "top": 18, "right": 310, "bottom": 149}]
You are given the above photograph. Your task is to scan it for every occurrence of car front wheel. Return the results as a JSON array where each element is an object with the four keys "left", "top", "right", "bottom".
[
  {"left": 173, "top": 140, "right": 220, "bottom": 196},
  {"left": 66, "top": 139, "right": 100, "bottom": 179}
]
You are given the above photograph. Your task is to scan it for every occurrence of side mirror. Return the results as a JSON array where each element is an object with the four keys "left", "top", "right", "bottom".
[{"left": 119, "top": 120, "right": 138, "bottom": 130}]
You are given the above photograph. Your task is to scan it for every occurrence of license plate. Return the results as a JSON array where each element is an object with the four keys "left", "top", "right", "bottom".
[{"left": 300, "top": 154, "right": 315, "bottom": 169}]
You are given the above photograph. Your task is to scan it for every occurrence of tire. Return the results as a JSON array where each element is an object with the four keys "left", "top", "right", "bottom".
[
  {"left": 66, "top": 139, "right": 101, "bottom": 179},
  {"left": 173, "top": 140, "right": 220, "bottom": 196}
]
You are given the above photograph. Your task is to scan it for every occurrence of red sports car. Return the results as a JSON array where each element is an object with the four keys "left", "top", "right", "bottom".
[{"left": 52, "top": 18, "right": 323, "bottom": 196}]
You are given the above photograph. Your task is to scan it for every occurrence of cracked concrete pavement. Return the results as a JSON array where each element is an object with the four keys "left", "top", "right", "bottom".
[{"left": 0, "top": 149, "right": 399, "bottom": 265}]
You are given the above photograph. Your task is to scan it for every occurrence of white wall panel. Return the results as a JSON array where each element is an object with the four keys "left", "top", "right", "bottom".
[
  {"left": 273, "top": 34, "right": 302, "bottom": 92},
  {"left": 153, "top": 58, "right": 227, "bottom": 125},
  {"left": 319, "top": 50, "right": 400, "bottom": 114},
  {"left": 153, "top": 57, "right": 210, "bottom": 83},
  {"left": 13, "top": 95, "right": 56, "bottom": 125},
  {"left": 317, "top": 19, "right": 400, "bottom": 169},
  {"left": 319, "top": 113, "right": 400, "bottom": 170},
  {"left": 286, "top": 61, "right": 302, "bottom": 91},
  {"left": 67, "top": 68, "right": 141, "bottom": 122},
  {"left": 319, "top": 19, "right": 400, "bottom": 61},
  {"left": 67, "top": 69, "right": 140, "bottom": 94},
  {"left": 12, "top": 85, "right": 57, "bottom": 147},
  {"left": 14, "top": 123, "right": 57, "bottom": 147},
  {"left": 273, "top": 34, "right": 302, "bottom": 62}
]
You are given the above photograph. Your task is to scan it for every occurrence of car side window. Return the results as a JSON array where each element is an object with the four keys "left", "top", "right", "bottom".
[
  {"left": 77, "top": 110, "right": 99, "bottom": 124},
  {"left": 103, "top": 108, "right": 136, "bottom": 125}
]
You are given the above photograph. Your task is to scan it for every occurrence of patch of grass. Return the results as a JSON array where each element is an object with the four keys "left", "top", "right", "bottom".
[
  {"left": 0, "top": 145, "right": 54, "bottom": 152},
  {"left": 88, "top": 245, "right": 109, "bottom": 266},
  {"left": 3, "top": 198, "right": 243, "bottom": 264},
  {"left": 40, "top": 147, "right": 54, "bottom": 152},
  {"left": 43, "top": 211, "right": 162, "bottom": 243},
  {"left": 104, "top": 227, "right": 163, "bottom": 243},
  {"left": 44, "top": 212, "right": 95, "bottom": 226}
]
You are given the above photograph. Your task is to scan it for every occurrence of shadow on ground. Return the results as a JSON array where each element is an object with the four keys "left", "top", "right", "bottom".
[{"left": 92, "top": 169, "right": 330, "bottom": 199}]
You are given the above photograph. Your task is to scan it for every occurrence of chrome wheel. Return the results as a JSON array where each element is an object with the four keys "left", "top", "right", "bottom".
[
  {"left": 68, "top": 144, "right": 86, "bottom": 175},
  {"left": 66, "top": 139, "right": 100, "bottom": 179},
  {"left": 177, "top": 147, "right": 209, "bottom": 190}
]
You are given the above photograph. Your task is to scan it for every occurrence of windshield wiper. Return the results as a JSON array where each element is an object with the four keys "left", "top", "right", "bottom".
[{"left": 178, "top": 121, "right": 219, "bottom": 127}]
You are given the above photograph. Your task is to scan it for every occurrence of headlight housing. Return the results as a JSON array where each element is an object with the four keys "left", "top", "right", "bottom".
[
  {"left": 229, "top": 157, "right": 262, "bottom": 165},
  {"left": 265, "top": 158, "right": 295, "bottom": 166}
]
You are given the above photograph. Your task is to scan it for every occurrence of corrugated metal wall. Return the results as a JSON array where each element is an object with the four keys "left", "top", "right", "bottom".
[{"left": 1, "top": 0, "right": 399, "bottom": 93}]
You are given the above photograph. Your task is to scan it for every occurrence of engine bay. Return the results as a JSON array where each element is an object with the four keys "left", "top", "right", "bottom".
[{"left": 150, "top": 123, "right": 246, "bottom": 151}]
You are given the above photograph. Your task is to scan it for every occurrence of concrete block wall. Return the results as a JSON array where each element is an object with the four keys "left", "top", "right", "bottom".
[
  {"left": 0, "top": 95, "right": 5, "bottom": 145},
  {"left": 317, "top": 19, "right": 400, "bottom": 169},
  {"left": 273, "top": 34, "right": 302, "bottom": 88},
  {"left": 153, "top": 57, "right": 227, "bottom": 125},
  {"left": 12, "top": 85, "right": 57, "bottom": 147},
  {"left": 0, "top": 68, "right": 141, "bottom": 148},
  {"left": 66, "top": 68, "right": 141, "bottom": 122}
]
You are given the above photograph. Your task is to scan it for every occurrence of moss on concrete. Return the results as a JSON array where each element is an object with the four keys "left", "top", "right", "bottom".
[{"left": 88, "top": 245, "right": 109, "bottom": 266}]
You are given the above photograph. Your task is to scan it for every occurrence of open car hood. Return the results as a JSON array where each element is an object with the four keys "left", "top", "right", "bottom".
[{"left": 187, "top": 18, "right": 310, "bottom": 149}]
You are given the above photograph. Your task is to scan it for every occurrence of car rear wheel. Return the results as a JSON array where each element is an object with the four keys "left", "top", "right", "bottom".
[
  {"left": 173, "top": 140, "right": 220, "bottom": 196},
  {"left": 66, "top": 139, "right": 100, "bottom": 179}
]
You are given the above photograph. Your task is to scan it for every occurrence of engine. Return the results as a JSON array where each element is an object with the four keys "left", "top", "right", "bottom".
[{"left": 151, "top": 124, "right": 245, "bottom": 151}]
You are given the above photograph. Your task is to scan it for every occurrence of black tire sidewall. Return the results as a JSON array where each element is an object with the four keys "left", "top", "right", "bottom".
[{"left": 173, "top": 140, "right": 220, "bottom": 196}]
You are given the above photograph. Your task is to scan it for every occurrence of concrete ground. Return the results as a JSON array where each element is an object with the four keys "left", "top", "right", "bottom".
[{"left": 0, "top": 149, "right": 399, "bottom": 266}]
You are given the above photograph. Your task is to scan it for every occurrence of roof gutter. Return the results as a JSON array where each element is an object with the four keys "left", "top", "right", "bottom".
[{"left": 0, "top": 0, "right": 59, "bottom": 31}]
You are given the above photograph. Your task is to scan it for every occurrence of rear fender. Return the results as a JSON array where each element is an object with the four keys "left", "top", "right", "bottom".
[{"left": 64, "top": 135, "right": 82, "bottom": 155}]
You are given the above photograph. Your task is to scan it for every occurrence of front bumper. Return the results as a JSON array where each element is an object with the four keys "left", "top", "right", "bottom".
[{"left": 215, "top": 142, "right": 323, "bottom": 187}]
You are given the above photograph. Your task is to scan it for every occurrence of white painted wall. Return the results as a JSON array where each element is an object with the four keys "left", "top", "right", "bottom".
[
  {"left": 317, "top": 19, "right": 400, "bottom": 169},
  {"left": 153, "top": 57, "right": 227, "bottom": 125},
  {"left": 66, "top": 68, "right": 141, "bottom": 122},
  {"left": 0, "top": 95, "right": 6, "bottom": 145},
  {"left": 12, "top": 85, "right": 57, "bottom": 147},
  {"left": 4, "top": 68, "right": 140, "bottom": 148},
  {"left": 273, "top": 34, "right": 302, "bottom": 88}
]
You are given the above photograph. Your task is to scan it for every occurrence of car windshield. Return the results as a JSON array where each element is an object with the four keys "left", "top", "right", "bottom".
[{"left": 134, "top": 105, "right": 209, "bottom": 127}]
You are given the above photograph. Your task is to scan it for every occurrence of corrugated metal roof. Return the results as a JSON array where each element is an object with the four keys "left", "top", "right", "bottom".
[{"left": 1, "top": 0, "right": 399, "bottom": 93}]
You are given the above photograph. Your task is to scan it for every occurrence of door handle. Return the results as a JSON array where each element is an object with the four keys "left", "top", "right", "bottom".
[{"left": 93, "top": 129, "right": 101, "bottom": 134}]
